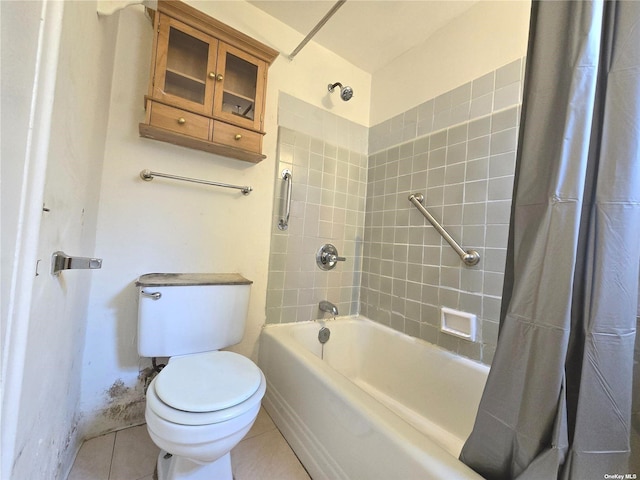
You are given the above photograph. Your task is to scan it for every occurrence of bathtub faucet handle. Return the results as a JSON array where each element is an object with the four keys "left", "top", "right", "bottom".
[{"left": 316, "top": 243, "right": 346, "bottom": 271}]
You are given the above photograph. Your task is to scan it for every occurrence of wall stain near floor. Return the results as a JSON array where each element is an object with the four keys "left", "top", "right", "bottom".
[
  {"left": 101, "top": 370, "right": 155, "bottom": 425},
  {"left": 57, "top": 416, "right": 80, "bottom": 479},
  {"left": 104, "top": 397, "right": 145, "bottom": 424},
  {"left": 107, "top": 379, "right": 128, "bottom": 399},
  {"left": 139, "top": 366, "right": 156, "bottom": 392}
]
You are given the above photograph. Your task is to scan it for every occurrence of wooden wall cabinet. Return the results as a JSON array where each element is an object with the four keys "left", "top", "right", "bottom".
[{"left": 139, "top": 0, "right": 278, "bottom": 163}]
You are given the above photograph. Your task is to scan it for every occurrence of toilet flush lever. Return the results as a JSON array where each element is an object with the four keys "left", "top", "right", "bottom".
[
  {"left": 51, "top": 251, "right": 102, "bottom": 276},
  {"left": 141, "top": 291, "right": 162, "bottom": 300}
]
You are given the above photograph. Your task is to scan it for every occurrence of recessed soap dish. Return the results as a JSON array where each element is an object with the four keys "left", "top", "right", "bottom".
[{"left": 440, "top": 307, "right": 477, "bottom": 342}]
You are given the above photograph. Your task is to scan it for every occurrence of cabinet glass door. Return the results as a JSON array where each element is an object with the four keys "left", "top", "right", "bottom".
[
  {"left": 154, "top": 16, "right": 217, "bottom": 114},
  {"left": 214, "top": 43, "right": 266, "bottom": 131}
]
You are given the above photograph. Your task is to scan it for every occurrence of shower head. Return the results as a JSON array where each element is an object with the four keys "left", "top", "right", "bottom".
[{"left": 328, "top": 82, "right": 354, "bottom": 101}]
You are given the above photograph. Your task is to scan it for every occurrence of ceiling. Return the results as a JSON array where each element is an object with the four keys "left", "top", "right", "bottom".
[{"left": 248, "top": 0, "right": 478, "bottom": 73}]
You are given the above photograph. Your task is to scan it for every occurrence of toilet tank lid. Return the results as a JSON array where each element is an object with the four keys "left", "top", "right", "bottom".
[{"left": 136, "top": 273, "right": 252, "bottom": 287}]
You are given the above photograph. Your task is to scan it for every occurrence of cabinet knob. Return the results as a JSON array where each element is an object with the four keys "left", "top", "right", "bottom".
[
  {"left": 216, "top": 73, "right": 224, "bottom": 82},
  {"left": 234, "top": 134, "right": 242, "bottom": 141},
  {"left": 208, "top": 72, "right": 216, "bottom": 79},
  {"left": 177, "top": 117, "right": 186, "bottom": 125}
]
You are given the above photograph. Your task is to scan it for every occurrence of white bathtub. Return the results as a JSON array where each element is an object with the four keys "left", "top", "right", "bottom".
[{"left": 258, "top": 316, "right": 489, "bottom": 480}]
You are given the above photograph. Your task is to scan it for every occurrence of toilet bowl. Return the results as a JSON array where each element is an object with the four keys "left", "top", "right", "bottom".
[{"left": 145, "top": 351, "right": 266, "bottom": 480}]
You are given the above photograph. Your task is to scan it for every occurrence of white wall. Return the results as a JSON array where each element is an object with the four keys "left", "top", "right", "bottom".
[
  {"left": 1, "top": 1, "right": 118, "bottom": 478},
  {"left": 1, "top": 2, "right": 52, "bottom": 477},
  {"left": 79, "top": 2, "right": 371, "bottom": 436},
  {"left": 188, "top": 0, "right": 371, "bottom": 127},
  {"left": 0, "top": 0, "right": 41, "bottom": 346},
  {"left": 370, "top": 0, "right": 531, "bottom": 125}
]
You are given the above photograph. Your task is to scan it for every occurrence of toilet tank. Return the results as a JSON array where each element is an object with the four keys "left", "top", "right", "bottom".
[{"left": 136, "top": 273, "right": 252, "bottom": 357}]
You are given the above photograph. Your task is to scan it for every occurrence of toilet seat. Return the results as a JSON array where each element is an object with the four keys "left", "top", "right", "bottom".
[
  {"left": 147, "top": 351, "right": 266, "bottom": 426},
  {"left": 155, "top": 351, "right": 262, "bottom": 412}
]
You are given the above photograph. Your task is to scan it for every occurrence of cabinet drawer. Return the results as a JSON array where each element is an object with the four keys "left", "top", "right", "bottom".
[
  {"left": 212, "top": 121, "right": 262, "bottom": 153},
  {"left": 150, "top": 102, "right": 210, "bottom": 140}
]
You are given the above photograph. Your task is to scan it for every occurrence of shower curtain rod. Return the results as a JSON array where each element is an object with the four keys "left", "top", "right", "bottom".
[{"left": 288, "top": 0, "right": 347, "bottom": 60}]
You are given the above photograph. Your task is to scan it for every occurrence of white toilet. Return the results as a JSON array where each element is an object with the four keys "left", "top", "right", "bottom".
[{"left": 136, "top": 273, "right": 266, "bottom": 480}]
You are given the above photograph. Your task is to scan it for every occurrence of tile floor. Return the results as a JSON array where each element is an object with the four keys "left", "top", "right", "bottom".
[{"left": 68, "top": 407, "right": 310, "bottom": 480}]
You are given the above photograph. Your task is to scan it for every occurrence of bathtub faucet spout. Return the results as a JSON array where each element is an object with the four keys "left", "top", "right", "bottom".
[{"left": 319, "top": 300, "right": 339, "bottom": 317}]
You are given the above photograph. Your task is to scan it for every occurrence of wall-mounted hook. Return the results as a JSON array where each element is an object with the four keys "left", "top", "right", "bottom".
[{"left": 51, "top": 251, "right": 102, "bottom": 276}]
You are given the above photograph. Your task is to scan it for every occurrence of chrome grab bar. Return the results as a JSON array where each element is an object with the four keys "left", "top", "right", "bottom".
[
  {"left": 408, "top": 193, "right": 480, "bottom": 266},
  {"left": 140, "top": 169, "right": 252, "bottom": 195},
  {"left": 278, "top": 169, "right": 292, "bottom": 230}
]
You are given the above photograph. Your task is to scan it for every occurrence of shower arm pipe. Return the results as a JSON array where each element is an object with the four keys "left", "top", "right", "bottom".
[
  {"left": 140, "top": 169, "right": 252, "bottom": 195},
  {"left": 408, "top": 193, "right": 480, "bottom": 267},
  {"left": 278, "top": 169, "right": 292, "bottom": 230},
  {"left": 288, "top": 0, "right": 347, "bottom": 60}
]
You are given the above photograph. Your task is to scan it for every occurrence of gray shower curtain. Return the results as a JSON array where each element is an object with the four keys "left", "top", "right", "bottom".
[{"left": 460, "top": 1, "right": 640, "bottom": 479}]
